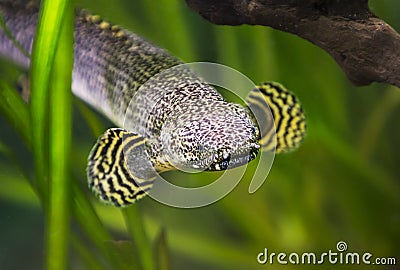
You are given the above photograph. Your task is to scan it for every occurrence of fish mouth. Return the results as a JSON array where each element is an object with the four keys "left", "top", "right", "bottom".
[{"left": 206, "top": 143, "right": 260, "bottom": 171}]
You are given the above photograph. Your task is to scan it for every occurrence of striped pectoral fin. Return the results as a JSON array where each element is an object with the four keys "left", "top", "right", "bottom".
[
  {"left": 246, "top": 82, "right": 307, "bottom": 153},
  {"left": 87, "top": 128, "right": 156, "bottom": 206}
]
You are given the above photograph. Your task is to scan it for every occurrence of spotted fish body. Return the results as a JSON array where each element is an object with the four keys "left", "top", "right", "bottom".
[{"left": 0, "top": 1, "right": 307, "bottom": 206}]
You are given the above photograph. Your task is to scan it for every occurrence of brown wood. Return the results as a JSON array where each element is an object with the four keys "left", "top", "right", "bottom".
[{"left": 185, "top": 0, "right": 400, "bottom": 88}]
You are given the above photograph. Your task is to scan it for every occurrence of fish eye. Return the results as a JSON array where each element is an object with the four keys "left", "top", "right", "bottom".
[{"left": 212, "top": 152, "right": 231, "bottom": 171}]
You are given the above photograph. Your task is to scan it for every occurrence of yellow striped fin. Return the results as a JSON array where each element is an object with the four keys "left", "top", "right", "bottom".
[
  {"left": 246, "top": 82, "right": 307, "bottom": 153},
  {"left": 87, "top": 128, "right": 156, "bottom": 206}
]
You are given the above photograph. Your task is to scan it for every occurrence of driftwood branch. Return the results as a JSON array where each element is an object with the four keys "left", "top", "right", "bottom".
[{"left": 185, "top": 0, "right": 400, "bottom": 88}]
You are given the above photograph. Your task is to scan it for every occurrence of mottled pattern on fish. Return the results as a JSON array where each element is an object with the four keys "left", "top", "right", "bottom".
[{"left": 0, "top": 1, "right": 307, "bottom": 206}]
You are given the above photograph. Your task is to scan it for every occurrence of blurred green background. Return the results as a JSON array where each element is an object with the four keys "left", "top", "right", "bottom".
[{"left": 0, "top": 0, "right": 399, "bottom": 269}]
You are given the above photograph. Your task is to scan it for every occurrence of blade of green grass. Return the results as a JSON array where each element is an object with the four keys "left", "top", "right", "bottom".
[
  {"left": 154, "top": 228, "right": 171, "bottom": 270},
  {"left": 0, "top": 165, "right": 39, "bottom": 207},
  {"left": 103, "top": 211, "right": 257, "bottom": 268},
  {"left": 75, "top": 98, "right": 106, "bottom": 137},
  {"left": 97, "top": 206, "right": 257, "bottom": 268},
  {"left": 214, "top": 26, "right": 242, "bottom": 70},
  {"left": 358, "top": 85, "right": 400, "bottom": 158},
  {"left": 46, "top": 3, "right": 74, "bottom": 270},
  {"left": 72, "top": 184, "right": 113, "bottom": 251},
  {"left": 71, "top": 233, "right": 108, "bottom": 270},
  {"left": 141, "top": 0, "right": 196, "bottom": 62},
  {"left": 0, "top": 81, "right": 31, "bottom": 146},
  {"left": 0, "top": 11, "right": 30, "bottom": 58},
  {"left": 315, "top": 123, "right": 399, "bottom": 202},
  {"left": 30, "top": 0, "right": 71, "bottom": 198},
  {"left": 0, "top": 78, "right": 117, "bottom": 268},
  {"left": 123, "top": 207, "right": 156, "bottom": 270},
  {"left": 1, "top": 2, "right": 158, "bottom": 269},
  {"left": 104, "top": 240, "right": 141, "bottom": 270}
]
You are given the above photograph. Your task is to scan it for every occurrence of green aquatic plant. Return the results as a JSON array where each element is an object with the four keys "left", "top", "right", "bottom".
[
  {"left": 0, "top": 0, "right": 399, "bottom": 269},
  {"left": 0, "top": 1, "right": 158, "bottom": 269}
]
